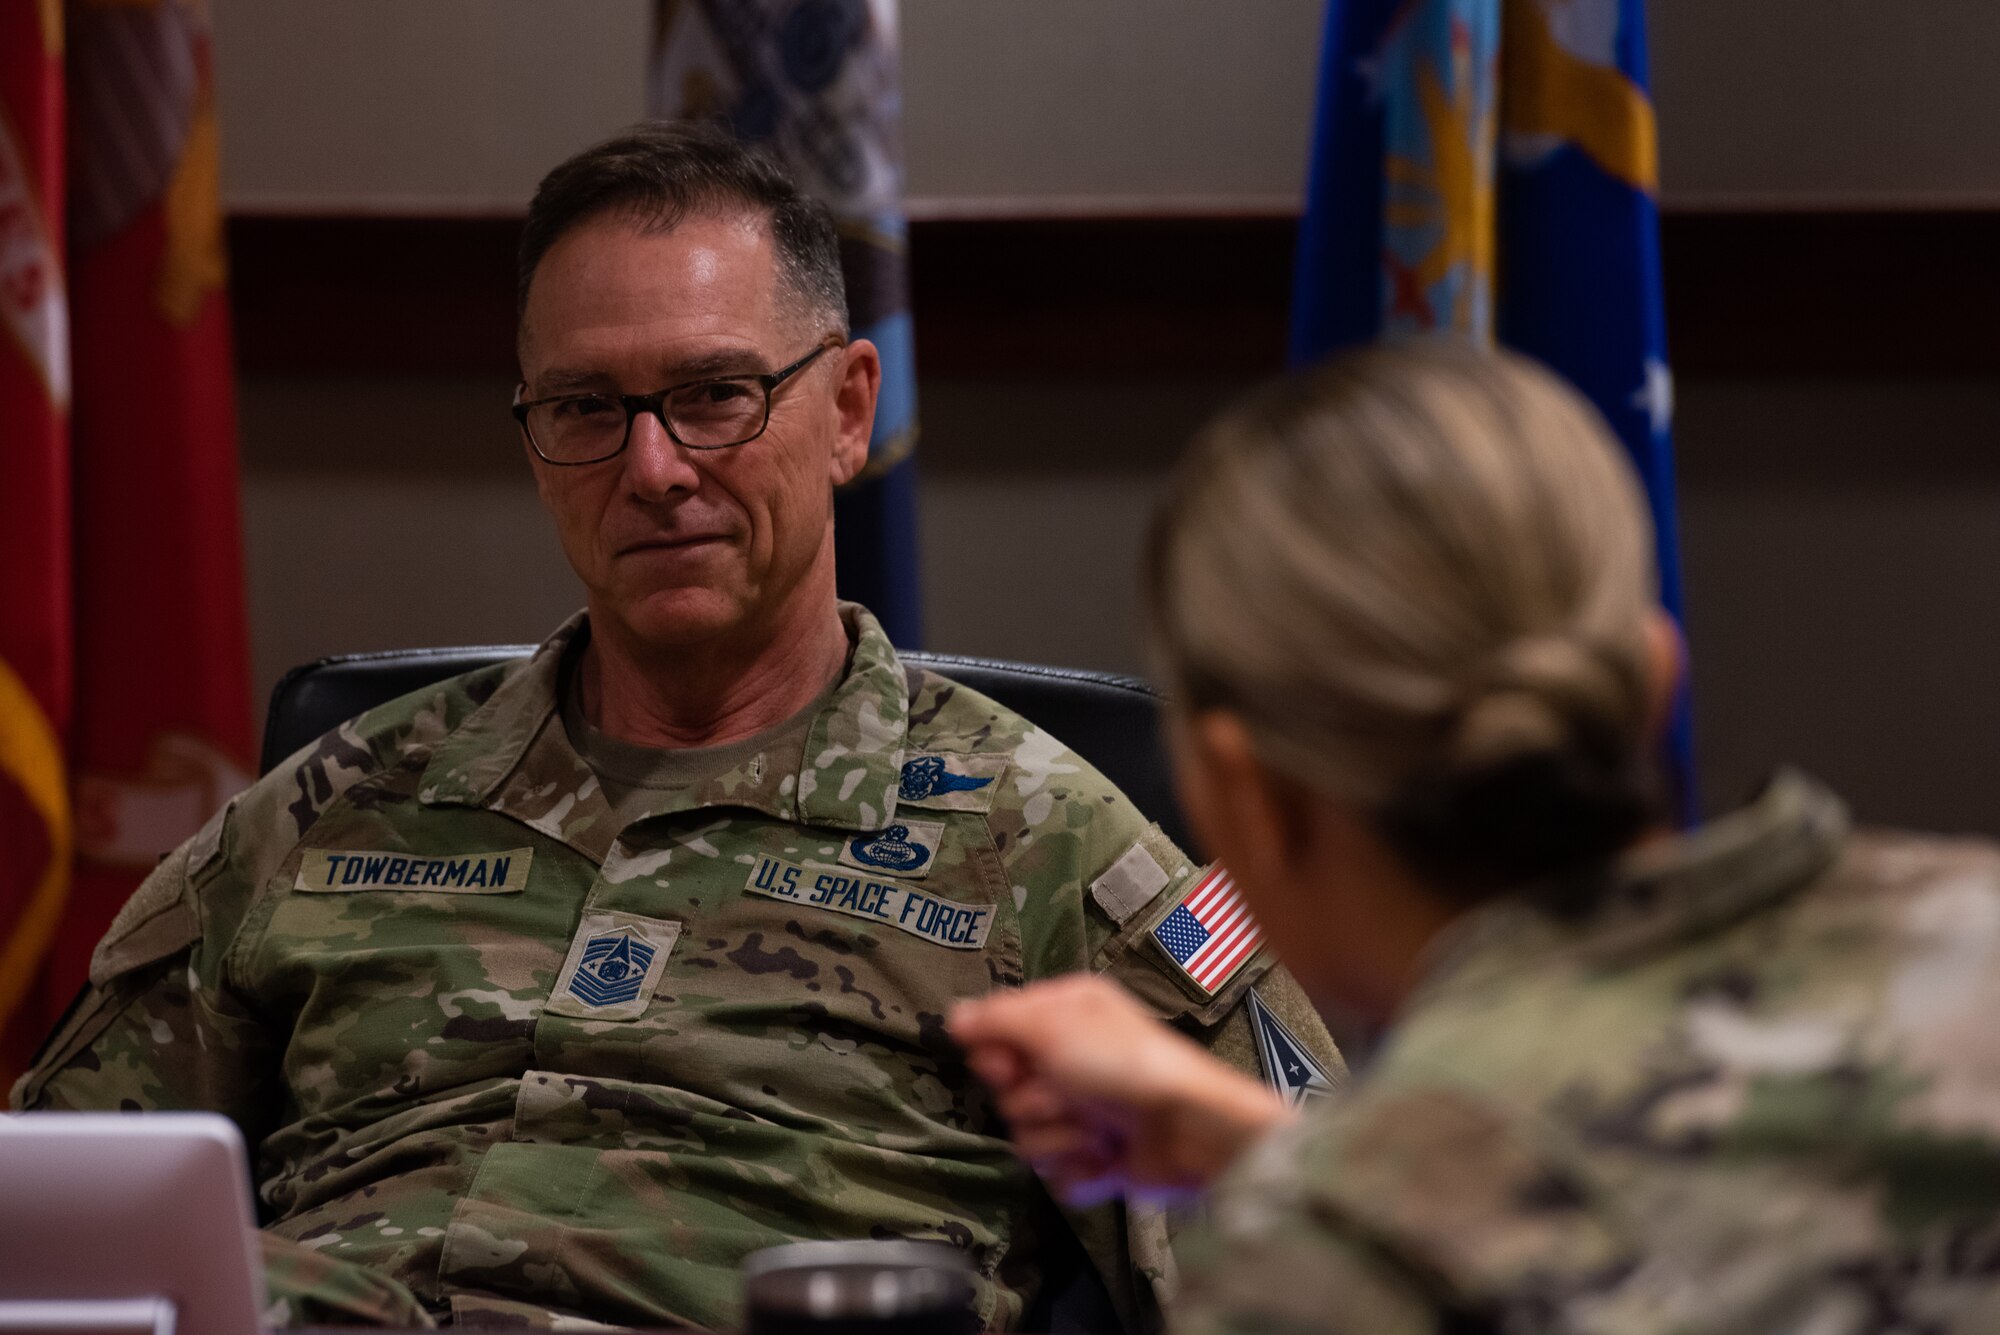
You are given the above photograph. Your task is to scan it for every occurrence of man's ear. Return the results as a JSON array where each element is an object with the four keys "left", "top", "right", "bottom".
[
  {"left": 514, "top": 323, "right": 554, "bottom": 506},
  {"left": 517, "top": 416, "right": 556, "bottom": 510},
  {"left": 830, "top": 338, "right": 881, "bottom": 487}
]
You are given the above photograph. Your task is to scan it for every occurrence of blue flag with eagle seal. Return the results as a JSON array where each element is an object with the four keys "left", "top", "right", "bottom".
[
  {"left": 1290, "top": 0, "right": 1692, "bottom": 810},
  {"left": 650, "top": 0, "right": 923, "bottom": 647}
]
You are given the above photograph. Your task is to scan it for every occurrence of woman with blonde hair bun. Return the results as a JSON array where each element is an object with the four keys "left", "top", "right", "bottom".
[{"left": 953, "top": 341, "right": 2000, "bottom": 1333}]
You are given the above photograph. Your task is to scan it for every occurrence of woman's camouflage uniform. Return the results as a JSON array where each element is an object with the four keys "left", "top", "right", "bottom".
[{"left": 1177, "top": 773, "right": 2000, "bottom": 1334}]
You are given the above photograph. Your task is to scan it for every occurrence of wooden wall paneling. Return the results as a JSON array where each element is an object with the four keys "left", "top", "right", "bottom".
[{"left": 227, "top": 213, "right": 2000, "bottom": 380}]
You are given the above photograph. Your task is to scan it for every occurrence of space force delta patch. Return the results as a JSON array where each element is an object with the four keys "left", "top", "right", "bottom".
[
  {"left": 1248, "top": 989, "right": 1338, "bottom": 1107},
  {"left": 744, "top": 855, "right": 993, "bottom": 950},
  {"left": 296, "top": 848, "right": 533, "bottom": 894},
  {"left": 1150, "top": 864, "right": 1261, "bottom": 996}
]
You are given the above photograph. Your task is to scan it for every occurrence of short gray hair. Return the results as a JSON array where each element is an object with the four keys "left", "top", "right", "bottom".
[{"left": 518, "top": 120, "right": 847, "bottom": 332}]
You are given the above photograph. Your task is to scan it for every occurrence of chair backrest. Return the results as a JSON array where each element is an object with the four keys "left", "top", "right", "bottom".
[{"left": 262, "top": 646, "right": 1192, "bottom": 854}]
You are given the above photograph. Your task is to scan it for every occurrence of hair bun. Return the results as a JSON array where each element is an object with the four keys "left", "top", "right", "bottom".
[
  {"left": 1380, "top": 634, "right": 1654, "bottom": 900},
  {"left": 1456, "top": 636, "right": 1639, "bottom": 763}
]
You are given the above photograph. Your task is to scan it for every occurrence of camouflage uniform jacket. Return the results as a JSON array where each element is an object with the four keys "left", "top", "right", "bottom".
[
  {"left": 1175, "top": 771, "right": 2000, "bottom": 1335},
  {"left": 15, "top": 605, "right": 1339, "bottom": 1332}
]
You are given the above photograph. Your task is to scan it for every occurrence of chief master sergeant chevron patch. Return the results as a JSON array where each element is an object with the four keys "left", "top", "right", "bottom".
[{"left": 568, "top": 930, "right": 655, "bottom": 1008}]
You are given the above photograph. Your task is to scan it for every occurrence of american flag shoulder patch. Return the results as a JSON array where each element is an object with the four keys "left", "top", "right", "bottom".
[{"left": 1149, "top": 864, "right": 1261, "bottom": 996}]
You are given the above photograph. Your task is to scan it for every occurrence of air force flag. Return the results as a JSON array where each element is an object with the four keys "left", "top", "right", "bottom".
[{"left": 1291, "top": 0, "right": 1693, "bottom": 811}]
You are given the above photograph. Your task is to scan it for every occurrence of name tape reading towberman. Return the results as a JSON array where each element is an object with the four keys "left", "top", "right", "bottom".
[
  {"left": 296, "top": 848, "right": 534, "bottom": 894},
  {"left": 744, "top": 855, "right": 993, "bottom": 950}
]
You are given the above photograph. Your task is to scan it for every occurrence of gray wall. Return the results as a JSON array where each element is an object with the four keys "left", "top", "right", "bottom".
[
  {"left": 220, "top": 3, "right": 2000, "bottom": 834},
  {"left": 1676, "top": 379, "right": 2000, "bottom": 835},
  {"left": 216, "top": 0, "right": 2000, "bottom": 213}
]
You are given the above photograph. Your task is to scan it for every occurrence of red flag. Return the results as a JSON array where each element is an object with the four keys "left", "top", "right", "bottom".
[
  {"left": 0, "top": 1, "right": 251, "bottom": 1082},
  {"left": 0, "top": 0, "right": 75, "bottom": 1081}
]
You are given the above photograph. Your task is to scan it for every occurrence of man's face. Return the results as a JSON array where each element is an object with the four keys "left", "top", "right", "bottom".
[{"left": 517, "top": 209, "right": 876, "bottom": 651}]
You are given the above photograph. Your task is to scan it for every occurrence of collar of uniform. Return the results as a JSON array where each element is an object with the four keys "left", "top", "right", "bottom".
[
  {"left": 1410, "top": 769, "right": 1851, "bottom": 1003},
  {"left": 791, "top": 602, "right": 908, "bottom": 833},
  {"left": 416, "top": 611, "right": 582, "bottom": 812},
  {"left": 417, "top": 603, "right": 909, "bottom": 846},
  {"left": 1576, "top": 767, "right": 1850, "bottom": 965}
]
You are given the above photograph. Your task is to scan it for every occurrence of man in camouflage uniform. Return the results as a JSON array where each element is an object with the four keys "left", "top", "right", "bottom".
[{"left": 12, "top": 122, "right": 1340, "bottom": 1331}]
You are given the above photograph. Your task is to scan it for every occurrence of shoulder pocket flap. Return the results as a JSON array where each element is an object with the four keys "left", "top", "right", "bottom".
[{"left": 89, "top": 842, "right": 202, "bottom": 986}]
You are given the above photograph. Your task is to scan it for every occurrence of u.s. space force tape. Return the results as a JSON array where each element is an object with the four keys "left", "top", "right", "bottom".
[{"left": 744, "top": 854, "right": 993, "bottom": 950}]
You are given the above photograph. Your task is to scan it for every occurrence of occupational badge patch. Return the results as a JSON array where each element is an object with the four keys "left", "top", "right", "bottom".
[
  {"left": 838, "top": 818, "right": 946, "bottom": 878},
  {"left": 1248, "top": 988, "right": 1338, "bottom": 1106},
  {"left": 895, "top": 754, "right": 1007, "bottom": 812},
  {"left": 545, "top": 911, "right": 681, "bottom": 1022},
  {"left": 1149, "top": 864, "right": 1261, "bottom": 997}
]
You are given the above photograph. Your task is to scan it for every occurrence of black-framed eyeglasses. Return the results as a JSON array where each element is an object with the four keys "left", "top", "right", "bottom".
[{"left": 512, "top": 337, "right": 842, "bottom": 465}]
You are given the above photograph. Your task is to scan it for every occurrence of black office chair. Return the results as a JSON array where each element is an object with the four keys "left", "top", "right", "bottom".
[
  {"left": 263, "top": 645, "right": 1191, "bottom": 855},
  {"left": 263, "top": 644, "right": 1192, "bottom": 1333}
]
